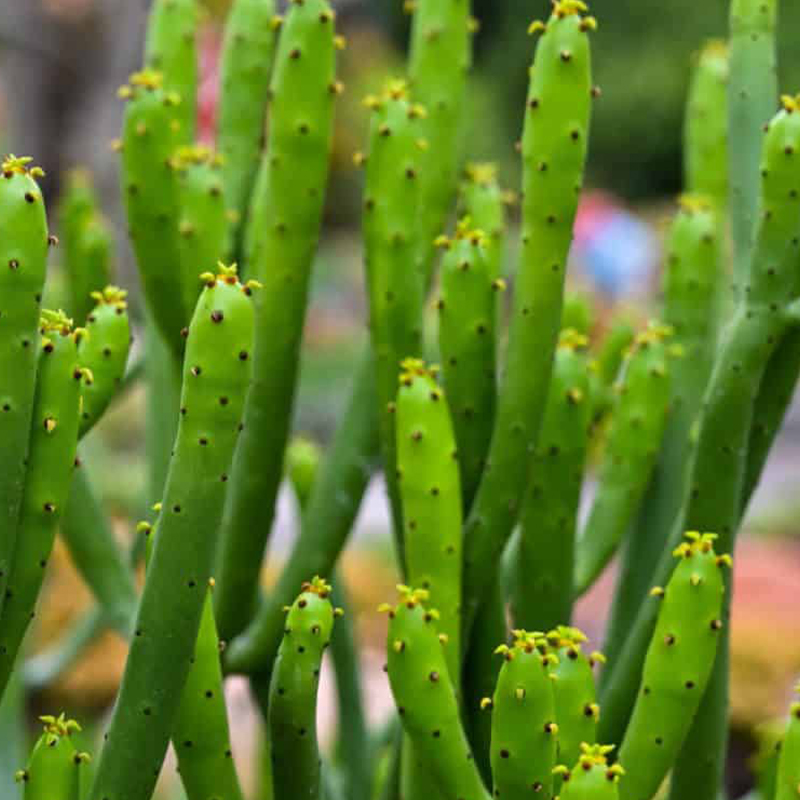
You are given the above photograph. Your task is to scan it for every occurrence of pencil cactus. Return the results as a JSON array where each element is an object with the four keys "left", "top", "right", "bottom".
[
  {"left": 487, "top": 630, "right": 559, "bottom": 799},
  {"left": 77, "top": 287, "right": 131, "bottom": 439},
  {"left": 213, "top": 0, "right": 339, "bottom": 642},
  {"left": 0, "top": 156, "right": 49, "bottom": 623},
  {"left": 0, "top": 1, "right": 799, "bottom": 799},
  {"left": 269, "top": 577, "right": 337, "bottom": 800},
  {"left": 554, "top": 744, "right": 624, "bottom": 800},
  {"left": 382, "top": 586, "right": 488, "bottom": 800},
  {"left": 89, "top": 265, "right": 256, "bottom": 800},
  {"left": 16, "top": 715, "right": 90, "bottom": 800},
  {"left": 617, "top": 533, "right": 729, "bottom": 800},
  {"left": 462, "top": 0, "right": 594, "bottom": 633},
  {"left": 0, "top": 311, "right": 86, "bottom": 699}
]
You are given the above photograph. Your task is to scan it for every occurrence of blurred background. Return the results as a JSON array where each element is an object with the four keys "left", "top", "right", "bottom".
[{"left": 1, "top": 1, "right": 800, "bottom": 797}]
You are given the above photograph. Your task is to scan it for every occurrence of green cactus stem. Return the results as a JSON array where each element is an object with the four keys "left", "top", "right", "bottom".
[
  {"left": 395, "top": 359, "right": 462, "bottom": 800},
  {"left": 213, "top": 0, "right": 339, "bottom": 641},
  {"left": 16, "top": 715, "right": 90, "bottom": 800},
  {"left": 605, "top": 197, "right": 720, "bottom": 666},
  {"left": 459, "top": 163, "right": 509, "bottom": 284},
  {"left": 407, "top": 0, "right": 472, "bottom": 282},
  {"left": 77, "top": 286, "right": 131, "bottom": 439},
  {"left": 286, "top": 436, "right": 322, "bottom": 512},
  {"left": 361, "top": 79, "right": 427, "bottom": 562},
  {"left": 0, "top": 311, "right": 86, "bottom": 701},
  {"left": 396, "top": 359, "right": 462, "bottom": 678},
  {"left": 0, "top": 671, "right": 24, "bottom": 800},
  {"left": 554, "top": 744, "right": 624, "bottom": 800},
  {"left": 224, "top": 351, "right": 379, "bottom": 676},
  {"left": 217, "top": 0, "right": 279, "bottom": 256},
  {"left": 143, "top": 0, "right": 198, "bottom": 143},
  {"left": 461, "top": 1, "right": 594, "bottom": 635},
  {"left": 775, "top": 685, "right": 800, "bottom": 800},
  {"left": 514, "top": 329, "right": 591, "bottom": 631},
  {"left": 173, "top": 146, "right": 229, "bottom": 319},
  {"left": 0, "top": 156, "right": 49, "bottom": 624},
  {"left": 60, "top": 462, "right": 137, "bottom": 635},
  {"left": 382, "top": 586, "right": 489, "bottom": 800},
  {"left": 269, "top": 577, "right": 337, "bottom": 800},
  {"left": 728, "top": 0, "right": 777, "bottom": 299},
  {"left": 604, "top": 96, "right": 800, "bottom": 796},
  {"left": 591, "top": 317, "right": 635, "bottom": 421},
  {"left": 329, "top": 579, "right": 371, "bottom": 800},
  {"left": 118, "top": 71, "right": 187, "bottom": 353},
  {"left": 545, "top": 627, "right": 602, "bottom": 775},
  {"left": 88, "top": 265, "right": 256, "bottom": 800},
  {"left": 58, "top": 170, "right": 114, "bottom": 324},
  {"left": 617, "top": 533, "right": 728, "bottom": 800},
  {"left": 462, "top": 577, "right": 505, "bottom": 786},
  {"left": 145, "top": 321, "right": 183, "bottom": 506},
  {"left": 487, "top": 630, "right": 559, "bottom": 799},
  {"left": 685, "top": 42, "right": 729, "bottom": 216},
  {"left": 436, "top": 222, "right": 502, "bottom": 507},
  {"left": 172, "top": 581, "right": 244, "bottom": 800},
  {"left": 562, "top": 292, "right": 595, "bottom": 337},
  {"left": 603, "top": 94, "right": 800, "bottom": 797},
  {"left": 575, "top": 323, "right": 675, "bottom": 595}
]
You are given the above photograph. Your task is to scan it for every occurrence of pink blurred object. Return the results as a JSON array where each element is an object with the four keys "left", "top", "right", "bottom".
[{"left": 197, "top": 25, "right": 223, "bottom": 146}]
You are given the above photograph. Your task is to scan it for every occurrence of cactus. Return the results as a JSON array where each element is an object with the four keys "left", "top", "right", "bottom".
[
  {"left": 118, "top": 71, "right": 186, "bottom": 353},
  {"left": 486, "top": 630, "right": 559, "bottom": 799},
  {"left": 395, "top": 360, "right": 463, "bottom": 800},
  {"left": 361, "top": 80, "right": 427, "bottom": 557},
  {"left": 461, "top": 1, "right": 594, "bottom": 633},
  {"left": 3, "top": 2, "right": 800, "bottom": 799},
  {"left": 396, "top": 360, "right": 462, "bottom": 676},
  {"left": 224, "top": 353, "right": 379, "bottom": 675},
  {"left": 514, "top": 330, "right": 591, "bottom": 631},
  {"left": 15, "top": 715, "right": 90, "bottom": 800},
  {"left": 544, "top": 627, "right": 601, "bottom": 774},
  {"left": 268, "top": 577, "right": 336, "bottom": 800},
  {"left": 775, "top": 685, "right": 800, "bottom": 800},
  {"left": 173, "top": 146, "right": 229, "bottom": 319},
  {"left": 0, "top": 156, "right": 49, "bottom": 623},
  {"left": 172, "top": 582, "right": 244, "bottom": 800},
  {"left": 217, "top": 0, "right": 279, "bottom": 255},
  {"left": 601, "top": 94, "right": 800, "bottom": 794},
  {"left": 575, "top": 324, "right": 675, "bottom": 595},
  {"left": 382, "top": 586, "right": 488, "bottom": 800},
  {"left": 213, "top": 0, "right": 339, "bottom": 642},
  {"left": 140, "top": 508, "right": 242, "bottom": 800},
  {"left": 459, "top": 163, "right": 508, "bottom": 284},
  {"left": 554, "top": 744, "right": 624, "bottom": 800},
  {"left": 89, "top": 265, "right": 255, "bottom": 800},
  {"left": 0, "top": 311, "right": 86, "bottom": 699},
  {"left": 77, "top": 286, "right": 132, "bottom": 439},
  {"left": 727, "top": 0, "right": 777, "bottom": 297},
  {"left": 436, "top": 222, "right": 501, "bottom": 506},
  {"left": 684, "top": 42, "right": 729, "bottom": 216},
  {"left": 407, "top": 0, "right": 471, "bottom": 282},
  {"left": 60, "top": 463, "right": 137, "bottom": 634},
  {"left": 58, "top": 170, "right": 114, "bottom": 324},
  {"left": 605, "top": 198, "right": 720, "bottom": 663},
  {"left": 143, "top": 0, "right": 198, "bottom": 143},
  {"left": 617, "top": 533, "right": 728, "bottom": 800}
]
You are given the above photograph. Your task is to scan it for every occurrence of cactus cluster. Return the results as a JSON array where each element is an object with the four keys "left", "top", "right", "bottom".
[{"left": 0, "top": 0, "right": 799, "bottom": 799}]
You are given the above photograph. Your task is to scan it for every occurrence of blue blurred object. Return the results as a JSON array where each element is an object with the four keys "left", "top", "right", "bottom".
[{"left": 571, "top": 191, "right": 657, "bottom": 300}]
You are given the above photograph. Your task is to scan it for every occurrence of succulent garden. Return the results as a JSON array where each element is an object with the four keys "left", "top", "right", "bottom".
[{"left": 0, "top": 0, "right": 799, "bottom": 798}]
